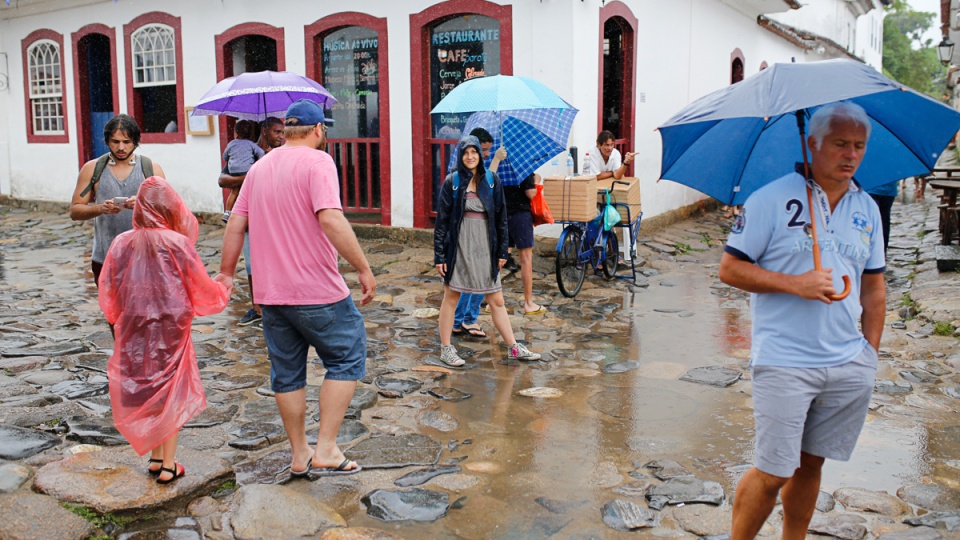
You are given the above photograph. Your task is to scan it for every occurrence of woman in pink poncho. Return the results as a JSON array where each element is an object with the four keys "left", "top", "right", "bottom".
[{"left": 99, "top": 176, "right": 232, "bottom": 484}]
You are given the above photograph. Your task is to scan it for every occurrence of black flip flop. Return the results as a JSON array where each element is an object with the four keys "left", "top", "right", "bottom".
[
  {"left": 311, "top": 458, "right": 362, "bottom": 477},
  {"left": 461, "top": 325, "right": 486, "bottom": 338}
]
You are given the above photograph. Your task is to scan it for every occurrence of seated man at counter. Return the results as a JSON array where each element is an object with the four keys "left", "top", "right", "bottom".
[{"left": 587, "top": 130, "right": 636, "bottom": 180}]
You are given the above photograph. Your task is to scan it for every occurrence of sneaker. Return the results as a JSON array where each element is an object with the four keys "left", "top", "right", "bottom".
[
  {"left": 440, "top": 345, "right": 465, "bottom": 367},
  {"left": 238, "top": 309, "right": 262, "bottom": 327},
  {"left": 509, "top": 343, "right": 541, "bottom": 361},
  {"left": 504, "top": 257, "right": 521, "bottom": 272}
]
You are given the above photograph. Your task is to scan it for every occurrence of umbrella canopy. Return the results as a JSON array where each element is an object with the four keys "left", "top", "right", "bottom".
[
  {"left": 658, "top": 59, "right": 960, "bottom": 206},
  {"left": 192, "top": 70, "right": 337, "bottom": 122},
  {"left": 429, "top": 75, "right": 572, "bottom": 114},
  {"left": 448, "top": 108, "right": 578, "bottom": 185}
]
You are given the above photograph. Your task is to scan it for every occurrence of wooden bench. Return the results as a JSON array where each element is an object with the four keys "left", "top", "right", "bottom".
[{"left": 928, "top": 179, "right": 960, "bottom": 244}]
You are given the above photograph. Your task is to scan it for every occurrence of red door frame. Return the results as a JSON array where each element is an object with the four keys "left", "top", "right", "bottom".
[
  {"left": 409, "top": 0, "right": 513, "bottom": 228},
  {"left": 72, "top": 24, "right": 119, "bottom": 167},
  {"left": 305, "top": 12, "right": 392, "bottom": 226},
  {"left": 214, "top": 23, "right": 286, "bottom": 157},
  {"left": 598, "top": 1, "right": 637, "bottom": 174}
]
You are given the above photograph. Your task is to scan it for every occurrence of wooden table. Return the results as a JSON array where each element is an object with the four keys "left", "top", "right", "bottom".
[
  {"left": 928, "top": 179, "right": 960, "bottom": 244},
  {"left": 932, "top": 167, "right": 960, "bottom": 178}
]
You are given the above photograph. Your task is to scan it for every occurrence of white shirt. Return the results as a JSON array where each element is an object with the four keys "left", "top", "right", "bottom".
[{"left": 587, "top": 147, "right": 621, "bottom": 173}]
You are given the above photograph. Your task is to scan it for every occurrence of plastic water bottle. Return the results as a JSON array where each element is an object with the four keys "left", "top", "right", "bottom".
[
  {"left": 565, "top": 153, "right": 574, "bottom": 177},
  {"left": 551, "top": 156, "right": 559, "bottom": 173},
  {"left": 583, "top": 153, "right": 592, "bottom": 175}
]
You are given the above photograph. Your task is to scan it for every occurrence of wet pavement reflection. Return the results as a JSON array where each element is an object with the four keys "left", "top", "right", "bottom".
[{"left": 2, "top": 195, "right": 960, "bottom": 538}]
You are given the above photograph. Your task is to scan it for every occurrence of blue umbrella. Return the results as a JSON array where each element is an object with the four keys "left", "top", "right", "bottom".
[
  {"left": 430, "top": 75, "right": 572, "bottom": 113},
  {"left": 447, "top": 108, "right": 578, "bottom": 185},
  {"left": 659, "top": 59, "right": 960, "bottom": 206},
  {"left": 659, "top": 59, "right": 960, "bottom": 301}
]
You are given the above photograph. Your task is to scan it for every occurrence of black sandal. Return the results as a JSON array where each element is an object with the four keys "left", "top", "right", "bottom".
[
  {"left": 147, "top": 458, "right": 163, "bottom": 475},
  {"left": 156, "top": 462, "right": 185, "bottom": 484}
]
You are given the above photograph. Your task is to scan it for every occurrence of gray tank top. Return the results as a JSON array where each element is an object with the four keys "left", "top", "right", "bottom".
[{"left": 92, "top": 159, "right": 146, "bottom": 263}]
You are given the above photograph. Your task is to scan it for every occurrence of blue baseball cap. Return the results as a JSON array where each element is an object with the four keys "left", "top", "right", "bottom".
[{"left": 284, "top": 99, "right": 335, "bottom": 127}]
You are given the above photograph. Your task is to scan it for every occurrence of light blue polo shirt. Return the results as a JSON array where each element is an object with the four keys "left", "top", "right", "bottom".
[{"left": 725, "top": 172, "right": 885, "bottom": 368}]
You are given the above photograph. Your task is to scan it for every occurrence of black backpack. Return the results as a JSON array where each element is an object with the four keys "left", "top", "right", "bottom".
[{"left": 79, "top": 154, "right": 154, "bottom": 198}]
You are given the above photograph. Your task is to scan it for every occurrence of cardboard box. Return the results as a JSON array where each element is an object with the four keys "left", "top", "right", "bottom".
[
  {"left": 543, "top": 175, "right": 600, "bottom": 222},
  {"left": 597, "top": 177, "right": 642, "bottom": 224}
]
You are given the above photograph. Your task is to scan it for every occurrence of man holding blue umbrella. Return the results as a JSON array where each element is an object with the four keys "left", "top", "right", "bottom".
[{"left": 719, "top": 103, "right": 886, "bottom": 539}]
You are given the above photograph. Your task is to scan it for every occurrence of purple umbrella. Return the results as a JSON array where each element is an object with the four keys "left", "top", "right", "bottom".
[{"left": 192, "top": 70, "right": 337, "bottom": 121}]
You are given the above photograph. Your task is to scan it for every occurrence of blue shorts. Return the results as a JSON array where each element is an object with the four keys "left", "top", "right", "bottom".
[
  {"left": 751, "top": 345, "right": 877, "bottom": 478},
  {"left": 261, "top": 297, "right": 367, "bottom": 393},
  {"left": 508, "top": 211, "right": 534, "bottom": 249},
  {"left": 242, "top": 232, "right": 251, "bottom": 277}
]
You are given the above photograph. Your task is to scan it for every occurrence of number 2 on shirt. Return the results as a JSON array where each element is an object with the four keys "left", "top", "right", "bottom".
[{"left": 785, "top": 199, "right": 806, "bottom": 228}]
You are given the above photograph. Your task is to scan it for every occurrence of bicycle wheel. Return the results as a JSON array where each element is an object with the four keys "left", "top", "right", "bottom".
[
  {"left": 601, "top": 231, "right": 619, "bottom": 279},
  {"left": 556, "top": 227, "right": 586, "bottom": 298}
]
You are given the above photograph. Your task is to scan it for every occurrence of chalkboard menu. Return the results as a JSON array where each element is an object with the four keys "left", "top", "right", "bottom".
[
  {"left": 322, "top": 26, "right": 379, "bottom": 139},
  {"left": 430, "top": 15, "right": 500, "bottom": 139}
]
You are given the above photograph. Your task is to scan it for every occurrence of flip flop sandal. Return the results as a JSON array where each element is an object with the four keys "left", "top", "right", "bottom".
[
  {"left": 452, "top": 326, "right": 464, "bottom": 334},
  {"left": 310, "top": 458, "right": 363, "bottom": 477},
  {"left": 523, "top": 305, "right": 547, "bottom": 316},
  {"left": 156, "top": 462, "right": 185, "bottom": 484},
  {"left": 147, "top": 458, "right": 163, "bottom": 475},
  {"left": 290, "top": 459, "right": 312, "bottom": 478},
  {"left": 465, "top": 326, "right": 487, "bottom": 338}
]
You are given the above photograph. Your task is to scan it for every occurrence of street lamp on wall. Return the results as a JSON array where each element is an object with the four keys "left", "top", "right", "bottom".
[{"left": 938, "top": 36, "right": 955, "bottom": 66}]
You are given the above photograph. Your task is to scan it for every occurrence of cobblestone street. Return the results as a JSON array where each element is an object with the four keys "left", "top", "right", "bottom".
[{"left": 0, "top": 187, "right": 959, "bottom": 539}]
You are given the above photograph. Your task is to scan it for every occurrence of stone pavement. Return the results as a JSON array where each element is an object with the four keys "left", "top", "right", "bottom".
[{"left": 0, "top": 190, "right": 959, "bottom": 539}]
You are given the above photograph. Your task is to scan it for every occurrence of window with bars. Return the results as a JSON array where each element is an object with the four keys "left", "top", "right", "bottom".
[
  {"left": 27, "top": 40, "right": 64, "bottom": 134},
  {"left": 131, "top": 24, "right": 176, "bottom": 87}
]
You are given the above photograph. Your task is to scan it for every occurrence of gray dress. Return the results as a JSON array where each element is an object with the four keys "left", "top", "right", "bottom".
[{"left": 449, "top": 192, "right": 501, "bottom": 294}]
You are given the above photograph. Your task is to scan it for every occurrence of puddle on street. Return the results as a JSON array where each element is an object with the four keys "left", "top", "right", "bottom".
[
  {"left": 3, "top": 206, "right": 957, "bottom": 537},
  {"left": 345, "top": 268, "right": 757, "bottom": 536}
]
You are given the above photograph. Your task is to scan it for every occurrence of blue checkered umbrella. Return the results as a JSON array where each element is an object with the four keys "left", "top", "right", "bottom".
[{"left": 448, "top": 108, "right": 578, "bottom": 185}]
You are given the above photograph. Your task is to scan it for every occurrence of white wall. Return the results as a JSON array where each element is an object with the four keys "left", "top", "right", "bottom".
[
  {"left": 3, "top": 0, "right": 821, "bottom": 226},
  {"left": 856, "top": 7, "right": 885, "bottom": 69}
]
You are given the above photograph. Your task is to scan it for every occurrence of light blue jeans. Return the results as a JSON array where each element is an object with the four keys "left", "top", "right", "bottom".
[{"left": 454, "top": 293, "right": 483, "bottom": 328}]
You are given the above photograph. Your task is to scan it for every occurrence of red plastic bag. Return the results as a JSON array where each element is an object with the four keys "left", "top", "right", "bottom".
[
  {"left": 531, "top": 184, "right": 554, "bottom": 226},
  {"left": 98, "top": 177, "right": 230, "bottom": 455}
]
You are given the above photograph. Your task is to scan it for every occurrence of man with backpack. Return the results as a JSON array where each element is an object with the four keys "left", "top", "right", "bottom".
[{"left": 70, "top": 114, "right": 165, "bottom": 287}]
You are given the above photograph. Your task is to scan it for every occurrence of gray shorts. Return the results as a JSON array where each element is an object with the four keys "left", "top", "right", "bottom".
[{"left": 751, "top": 345, "right": 877, "bottom": 478}]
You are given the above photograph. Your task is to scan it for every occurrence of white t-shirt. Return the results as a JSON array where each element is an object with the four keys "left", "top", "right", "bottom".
[{"left": 587, "top": 147, "right": 621, "bottom": 173}]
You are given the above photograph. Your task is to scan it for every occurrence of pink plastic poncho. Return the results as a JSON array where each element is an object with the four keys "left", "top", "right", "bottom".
[{"left": 98, "top": 177, "right": 230, "bottom": 455}]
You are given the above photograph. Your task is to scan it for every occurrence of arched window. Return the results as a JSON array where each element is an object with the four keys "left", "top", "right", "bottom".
[
  {"left": 124, "top": 12, "right": 184, "bottom": 143},
  {"left": 22, "top": 30, "right": 69, "bottom": 143},
  {"left": 131, "top": 24, "right": 176, "bottom": 87},
  {"left": 731, "top": 48, "right": 745, "bottom": 84}
]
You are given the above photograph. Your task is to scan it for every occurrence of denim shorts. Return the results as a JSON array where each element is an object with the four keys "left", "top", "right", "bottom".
[
  {"left": 242, "top": 232, "right": 251, "bottom": 277},
  {"left": 508, "top": 211, "right": 534, "bottom": 249},
  {"left": 751, "top": 345, "right": 877, "bottom": 478},
  {"left": 261, "top": 297, "right": 367, "bottom": 393}
]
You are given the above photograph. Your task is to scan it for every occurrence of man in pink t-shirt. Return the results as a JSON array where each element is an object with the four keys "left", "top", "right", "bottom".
[{"left": 220, "top": 99, "right": 376, "bottom": 478}]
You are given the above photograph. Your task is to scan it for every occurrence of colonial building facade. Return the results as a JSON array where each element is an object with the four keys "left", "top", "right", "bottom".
[{"left": 1, "top": 0, "right": 885, "bottom": 227}]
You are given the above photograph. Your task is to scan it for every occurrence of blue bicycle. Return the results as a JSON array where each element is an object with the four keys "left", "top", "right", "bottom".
[{"left": 554, "top": 190, "right": 620, "bottom": 298}]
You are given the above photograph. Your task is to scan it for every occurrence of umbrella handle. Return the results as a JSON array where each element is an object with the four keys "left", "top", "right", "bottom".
[
  {"left": 805, "top": 183, "right": 851, "bottom": 301},
  {"left": 830, "top": 276, "right": 852, "bottom": 301}
]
